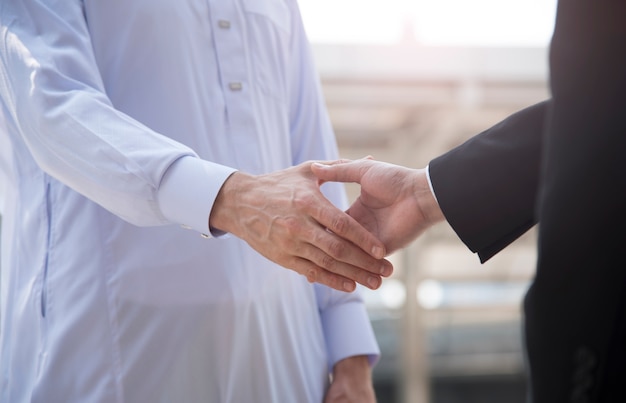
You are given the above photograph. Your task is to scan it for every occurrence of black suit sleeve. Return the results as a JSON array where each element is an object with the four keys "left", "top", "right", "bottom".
[{"left": 428, "top": 101, "right": 547, "bottom": 262}]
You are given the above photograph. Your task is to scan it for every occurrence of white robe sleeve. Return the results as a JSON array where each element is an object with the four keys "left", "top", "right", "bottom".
[{"left": 0, "top": 0, "right": 235, "bottom": 231}]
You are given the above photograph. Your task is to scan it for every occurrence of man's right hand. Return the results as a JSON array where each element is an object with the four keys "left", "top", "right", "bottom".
[
  {"left": 311, "top": 158, "right": 446, "bottom": 255},
  {"left": 209, "top": 161, "right": 393, "bottom": 293}
]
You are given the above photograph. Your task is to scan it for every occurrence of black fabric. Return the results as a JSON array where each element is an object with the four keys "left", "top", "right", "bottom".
[
  {"left": 430, "top": 101, "right": 546, "bottom": 261},
  {"left": 429, "top": 1, "right": 626, "bottom": 401}
]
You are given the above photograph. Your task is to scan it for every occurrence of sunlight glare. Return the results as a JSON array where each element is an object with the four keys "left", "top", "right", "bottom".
[{"left": 298, "top": 0, "right": 557, "bottom": 47}]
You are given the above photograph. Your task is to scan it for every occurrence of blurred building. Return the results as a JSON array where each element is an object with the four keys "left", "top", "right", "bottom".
[
  {"left": 0, "top": 11, "right": 551, "bottom": 403},
  {"left": 314, "top": 42, "right": 549, "bottom": 403}
]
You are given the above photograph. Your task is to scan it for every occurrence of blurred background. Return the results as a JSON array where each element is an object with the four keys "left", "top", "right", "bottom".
[
  {"left": 299, "top": 0, "right": 556, "bottom": 402},
  {"left": 0, "top": 1, "right": 557, "bottom": 402}
]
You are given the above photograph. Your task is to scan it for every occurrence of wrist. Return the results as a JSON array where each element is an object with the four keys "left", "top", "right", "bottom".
[
  {"left": 329, "top": 355, "right": 375, "bottom": 402},
  {"left": 332, "top": 355, "right": 372, "bottom": 380},
  {"left": 414, "top": 168, "right": 445, "bottom": 225},
  {"left": 209, "top": 171, "right": 255, "bottom": 235}
]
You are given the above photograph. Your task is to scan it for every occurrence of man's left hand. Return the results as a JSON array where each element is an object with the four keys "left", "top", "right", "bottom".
[{"left": 324, "top": 355, "right": 376, "bottom": 403}]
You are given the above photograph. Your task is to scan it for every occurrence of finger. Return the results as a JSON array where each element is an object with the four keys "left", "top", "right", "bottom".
[
  {"left": 309, "top": 159, "right": 353, "bottom": 186},
  {"left": 296, "top": 247, "right": 385, "bottom": 291},
  {"left": 293, "top": 257, "right": 358, "bottom": 292},
  {"left": 311, "top": 158, "right": 354, "bottom": 167},
  {"left": 314, "top": 201, "right": 387, "bottom": 260},
  {"left": 313, "top": 226, "right": 392, "bottom": 277},
  {"left": 311, "top": 160, "right": 369, "bottom": 184},
  {"left": 305, "top": 239, "right": 390, "bottom": 289}
]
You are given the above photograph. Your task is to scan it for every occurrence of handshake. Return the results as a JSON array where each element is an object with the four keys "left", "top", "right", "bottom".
[{"left": 210, "top": 158, "right": 445, "bottom": 292}]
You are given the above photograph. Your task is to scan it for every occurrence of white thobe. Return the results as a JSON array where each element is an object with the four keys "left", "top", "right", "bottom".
[{"left": 0, "top": 0, "right": 379, "bottom": 402}]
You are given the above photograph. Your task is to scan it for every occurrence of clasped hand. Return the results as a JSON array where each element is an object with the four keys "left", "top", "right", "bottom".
[
  {"left": 209, "top": 161, "right": 393, "bottom": 292},
  {"left": 311, "top": 158, "right": 445, "bottom": 256}
]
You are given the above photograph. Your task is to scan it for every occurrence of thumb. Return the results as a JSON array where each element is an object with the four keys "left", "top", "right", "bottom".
[
  {"left": 311, "top": 160, "right": 366, "bottom": 184},
  {"left": 310, "top": 159, "right": 352, "bottom": 185}
]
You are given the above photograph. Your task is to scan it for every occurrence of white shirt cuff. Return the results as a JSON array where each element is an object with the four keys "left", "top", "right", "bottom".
[
  {"left": 320, "top": 300, "right": 381, "bottom": 369},
  {"left": 425, "top": 164, "right": 438, "bottom": 202},
  {"left": 157, "top": 156, "right": 237, "bottom": 237}
]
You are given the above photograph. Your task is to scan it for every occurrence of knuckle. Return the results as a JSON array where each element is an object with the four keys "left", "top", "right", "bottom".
[
  {"left": 320, "top": 254, "right": 336, "bottom": 270},
  {"left": 330, "top": 215, "right": 349, "bottom": 235},
  {"left": 306, "top": 268, "right": 317, "bottom": 283},
  {"left": 293, "top": 192, "right": 314, "bottom": 210},
  {"left": 290, "top": 241, "right": 304, "bottom": 256},
  {"left": 282, "top": 216, "right": 301, "bottom": 235},
  {"left": 275, "top": 237, "right": 293, "bottom": 254},
  {"left": 326, "top": 239, "right": 346, "bottom": 259}
]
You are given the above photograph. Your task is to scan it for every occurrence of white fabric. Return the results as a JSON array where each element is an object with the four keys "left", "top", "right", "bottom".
[
  {"left": 425, "top": 164, "right": 438, "bottom": 201},
  {"left": 0, "top": 1, "right": 379, "bottom": 402}
]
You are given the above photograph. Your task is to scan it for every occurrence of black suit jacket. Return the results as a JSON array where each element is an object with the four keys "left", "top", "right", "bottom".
[
  {"left": 430, "top": 101, "right": 546, "bottom": 262},
  {"left": 429, "top": 2, "right": 626, "bottom": 402}
]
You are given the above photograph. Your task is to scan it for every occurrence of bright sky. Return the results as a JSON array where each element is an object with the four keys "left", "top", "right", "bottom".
[{"left": 298, "top": 0, "right": 558, "bottom": 47}]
